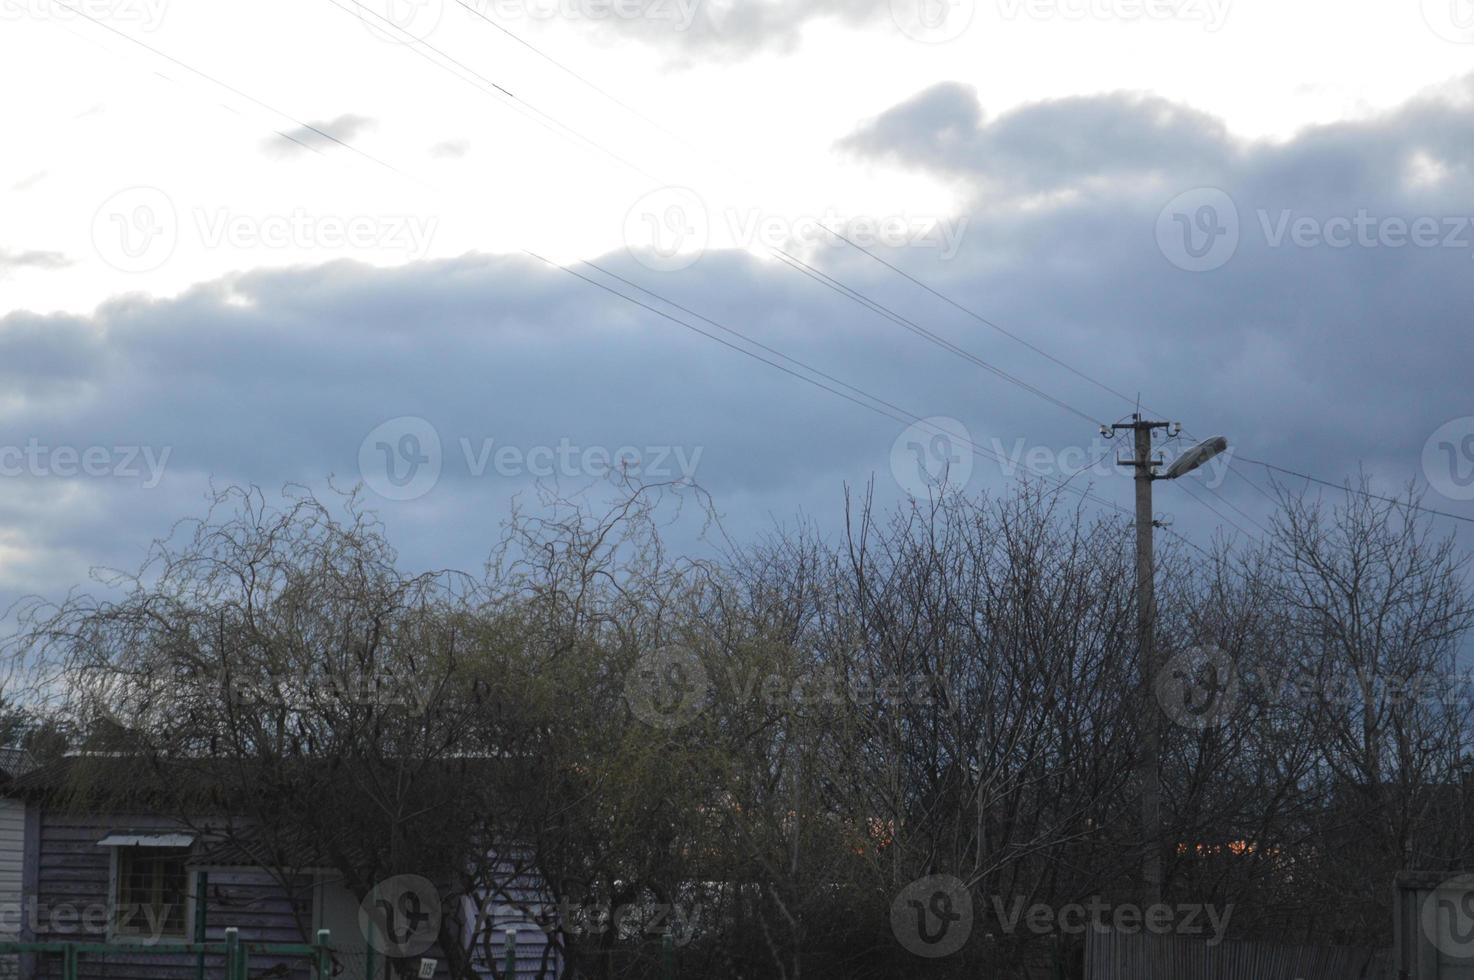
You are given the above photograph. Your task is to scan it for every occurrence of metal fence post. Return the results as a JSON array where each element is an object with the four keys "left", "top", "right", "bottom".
[
  {"left": 194, "top": 870, "right": 210, "bottom": 980},
  {"left": 62, "top": 944, "right": 78, "bottom": 980},
  {"left": 504, "top": 926, "right": 516, "bottom": 978},
  {"left": 316, "top": 928, "right": 332, "bottom": 980},
  {"left": 661, "top": 932, "right": 673, "bottom": 980},
  {"left": 225, "top": 926, "right": 239, "bottom": 980},
  {"left": 366, "top": 883, "right": 378, "bottom": 980}
]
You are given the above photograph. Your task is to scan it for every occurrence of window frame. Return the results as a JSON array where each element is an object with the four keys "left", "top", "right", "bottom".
[{"left": 104, "top": 842, "right": 195, "bottom": 946}]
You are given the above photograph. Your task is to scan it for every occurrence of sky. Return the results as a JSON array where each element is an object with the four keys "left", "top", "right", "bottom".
[{"left": 1, "top": 0, "right": 1474, "bottom": 599}]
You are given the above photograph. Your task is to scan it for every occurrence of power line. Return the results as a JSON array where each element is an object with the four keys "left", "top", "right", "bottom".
[
  {"left": 540, "top": 255, "right": 1216, "bottom": 560},
  {"left": 770, "top": 246, "right": 1256, "bottom": 549},
  {"left": 483, "top": 18, "right": 1290, "bottom": 540},
  {"left": 578, "top": 258, "right": 943, "bottom": 430},
  {"left": 1237, "top": 456, "right": 1474, "bottom": 527},
  {"left": 810, "top": 223, "right": 1146, "bottom": 409},
  {"left": 543, "top": 255, "right": 1064, "bottom": 485},
  {"left": 327, "top": 0, "right": 1248, "bottom": 555},
  {"left": 323, "top": 0, "right": 1121, "bottom": 444},
  {"left": 1175, "top": 479, "right": 1256, "bottom": 540},
  {"left": 439, "top": 0, "right": 1143, "bottom": 421},
  {"left": 54, "top": 0, "right": 416, "bottom": 183},
  {"left": 51, "top": 3, "right": 1128, "bottom": 517},
  {"left": 430, "top": 0, "right": 1462, "bottom": 538},
  {"left": 448, "top": 0, "right": 694, "bottom": 152},
  {"left": 771, "top": 248, "right": 1105, "bottom": 427},
  {"left": 425, "top": 3, "right": 1118, "bottom": 423},
  {"left": 326, "top": 0, "right": 665, "bottom": 183},
  {"left": 49, "top": 2, "right": 1225, "bottom": 562}
]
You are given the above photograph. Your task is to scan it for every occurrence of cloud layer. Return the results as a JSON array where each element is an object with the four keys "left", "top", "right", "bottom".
[{"left": 5, "top": 74, "right": 1474, "bottom": 604}]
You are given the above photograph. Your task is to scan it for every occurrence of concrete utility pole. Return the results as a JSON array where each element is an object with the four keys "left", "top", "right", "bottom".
[
  {"left": 1114, "top": 415, "right": 1171, "bottom": 907},
  {"left": 1107, "top": 416, "right": 1230, "bottom": 908}
]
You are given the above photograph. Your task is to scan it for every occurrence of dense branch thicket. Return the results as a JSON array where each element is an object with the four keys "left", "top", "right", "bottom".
[{"left": 8, "top": 478, "right": 1474, "bottom": 979}]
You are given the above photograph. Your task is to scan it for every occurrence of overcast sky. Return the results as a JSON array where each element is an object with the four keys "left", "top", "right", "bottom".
[{"left": 1, "top": 0, "right": 1473, "bottom": 599}]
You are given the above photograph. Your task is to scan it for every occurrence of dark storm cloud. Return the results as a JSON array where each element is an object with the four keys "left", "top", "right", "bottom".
[
  {"left": 5, "top": 74, "right": 1474, "bottom": 600},
  {"left": 264, "top": 114, "right": 378, "bottom": 156},
  {"left": 833, "top": 74, "right": 1474, "bottom": 511}
]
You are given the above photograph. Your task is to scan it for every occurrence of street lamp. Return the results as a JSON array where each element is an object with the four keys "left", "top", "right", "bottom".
[
  {"left": 1110, "top": 418, "right": 1231, "bottom": 907},
  {"left": 1161, "top": 436, "right": 1229, "bottom": 482}
]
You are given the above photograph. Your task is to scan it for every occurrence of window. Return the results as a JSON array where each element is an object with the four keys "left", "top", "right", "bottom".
[{"left": 110, "top": 845, "right": 190, "bottom": 942}]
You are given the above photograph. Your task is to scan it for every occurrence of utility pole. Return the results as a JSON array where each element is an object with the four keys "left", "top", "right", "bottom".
[
  {"left": 1113, "top": 415, "right": 1171, "bottom": 908},
  {"left": 1105, "top": 416, "right": 1230, "bottom": 908}
]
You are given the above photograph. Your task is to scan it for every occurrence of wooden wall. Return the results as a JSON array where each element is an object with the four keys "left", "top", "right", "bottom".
[
  {"left": 31, "top": 810, "right": 318, "bottom": 980},
  {"left": 0, "top": 798, "right": 24, "bottom": 978},
  {"left": 21, "top": 808, "right": 564, "bottom": 979}
]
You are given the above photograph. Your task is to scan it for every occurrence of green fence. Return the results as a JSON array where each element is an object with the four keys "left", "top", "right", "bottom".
[{"left": 0, "top": 926, "right": 335, "bottom": 980}]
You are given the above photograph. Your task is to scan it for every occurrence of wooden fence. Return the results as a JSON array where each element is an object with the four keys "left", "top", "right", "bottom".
[{"left": 1085, "top": 929, "right": 1393, "bottom": 980}]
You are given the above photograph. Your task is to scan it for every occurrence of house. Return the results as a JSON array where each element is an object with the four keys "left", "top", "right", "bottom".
[
  {"left": 0, "top": 757, "right": 561, "bottom": 980},
  {"left": 0, "top": 749, "right": 36, "bottom": 979}
]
